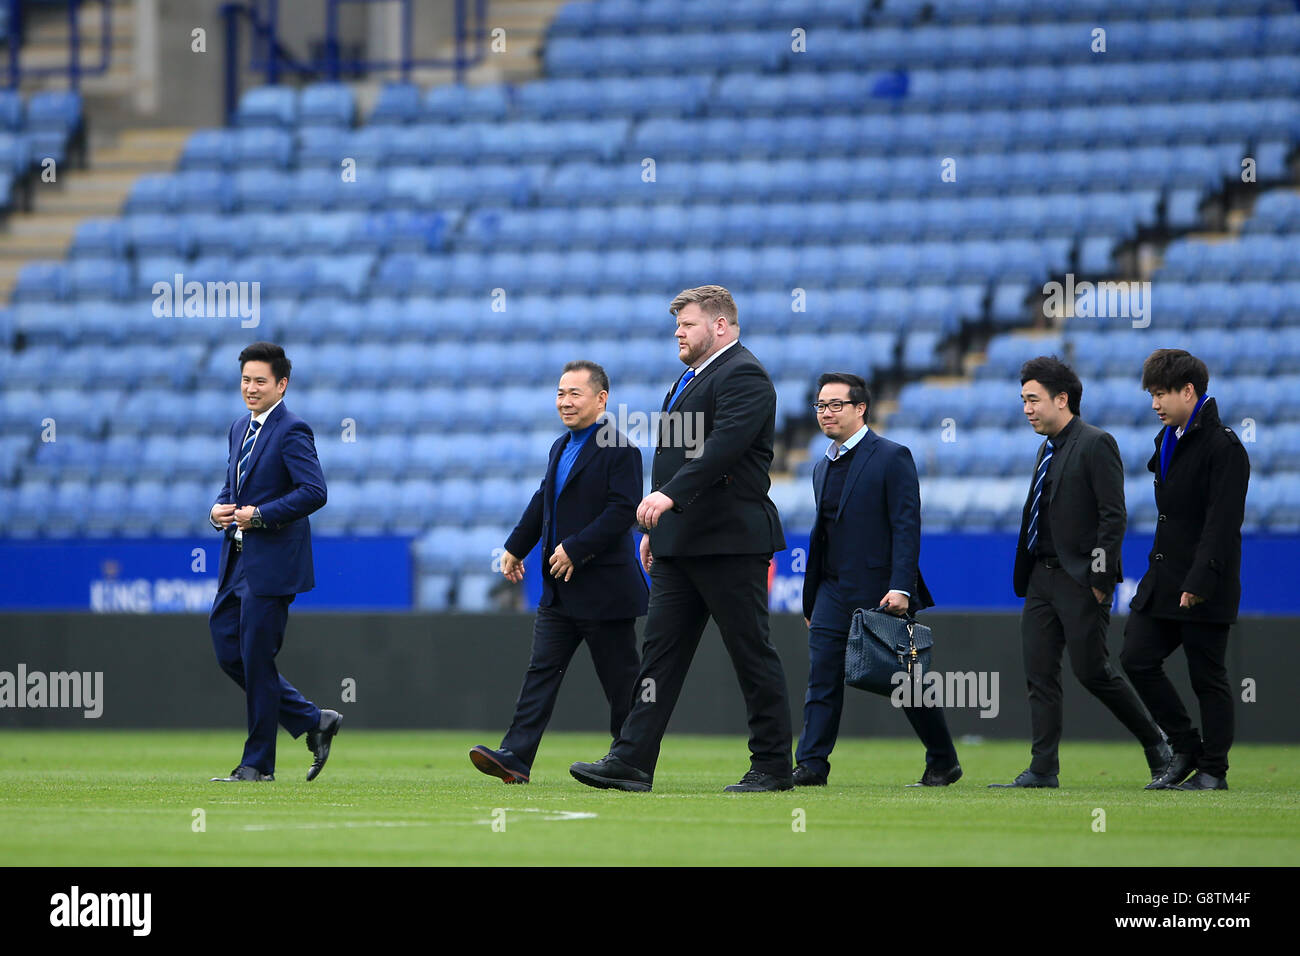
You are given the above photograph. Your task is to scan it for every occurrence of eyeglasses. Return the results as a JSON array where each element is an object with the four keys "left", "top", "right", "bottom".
[{"left": 812, "top": 400, "right": 860, "bottom": 414}]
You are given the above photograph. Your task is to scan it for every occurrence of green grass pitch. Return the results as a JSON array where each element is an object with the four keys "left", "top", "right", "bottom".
[{"left": 1, "top": 731, "right": 1297, "bottom": 866}]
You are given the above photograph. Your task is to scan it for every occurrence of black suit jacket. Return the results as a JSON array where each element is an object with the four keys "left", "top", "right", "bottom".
[
  {"left": 504, "top": 423, "right": 649, "bottom": 620},
  {"left": 649, "top": 342, "right": 785, "bottom": 557},
  {"left": 803, "top": 430, "right": 934, "bottom": 620},
  {"left": 1013, "top": 418, "right": 1126, "bottom": 598},
  {"left": 1129, "top": 397, "right": 1249, "bottom": 624}
]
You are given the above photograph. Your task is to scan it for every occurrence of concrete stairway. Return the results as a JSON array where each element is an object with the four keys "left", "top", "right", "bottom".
[
  {"left": 414, "top": 0, "right": 569, "bottom": 87},
  {"left": 0, "top": 127, "right": 189, "bottom": 300}
]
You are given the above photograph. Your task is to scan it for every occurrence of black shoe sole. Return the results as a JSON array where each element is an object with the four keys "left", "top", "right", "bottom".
[
  {"left": 569, "top": 766, "right": 651, "bottom": 792},
  {"left": 908, "top": 766, "right": 963, "bottom": 787},
  {"left": 306, "top": 714, "right": 342, "bottom": 782},
  {"left": 988, "top": 780, "right": 1058, "bottom": 788},
  {"left": 470, "top": 748, "right": 529, "bottom": 784},
  {"left": 1146, "top": 770, "right": 1196, "bottom": 790},
  {"left": 724, "top": 781, "right": 795, "bottom": 792}
]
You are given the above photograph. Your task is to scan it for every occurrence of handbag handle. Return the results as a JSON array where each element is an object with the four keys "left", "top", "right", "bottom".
[{"left": 872, "top": 604, "right": 917, "bottom": 624}]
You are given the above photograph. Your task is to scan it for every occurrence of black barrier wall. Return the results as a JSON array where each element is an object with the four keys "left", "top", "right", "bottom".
[{"left": 0, "top": 613, "right": 1293, "bottom": 743}]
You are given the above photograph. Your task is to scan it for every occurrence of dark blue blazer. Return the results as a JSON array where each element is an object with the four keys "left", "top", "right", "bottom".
[
  {"left": 213, "top": 403, "right": 327, "bottom": 597},
  {"left": 504, "top": 422, "right": 649, "bottom": 621},
  {"left": 803, "top": 429, "right": 933, "bottom": 621}
]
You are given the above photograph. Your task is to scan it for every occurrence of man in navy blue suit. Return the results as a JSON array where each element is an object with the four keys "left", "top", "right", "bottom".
[
  {"left": 207, "top": 342, "right": 340, "bottom": 783},
  {"left": 470, "top": 360, "right": 647, "bottom": 784},
  {"left": 795, "top": 372, "right": 961, "bottom": 788}
]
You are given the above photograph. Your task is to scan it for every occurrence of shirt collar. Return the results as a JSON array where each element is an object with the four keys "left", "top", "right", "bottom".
[
  {"left": 1049, "top": 415, "right": 1079, "bottom": 447},
  {"left": 690, "top": 338, "right": 739, "bottom": 376},
  {"left": 826, "top": 423, "right": 869, "bottom": 460},
  {"left": 251, "top": 398, "right": 282, "bottom": 427}
]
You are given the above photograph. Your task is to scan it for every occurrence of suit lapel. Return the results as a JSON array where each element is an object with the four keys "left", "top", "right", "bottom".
[
  {"left": 229, "top": 415, "right": 247, "bottom": 493},
  {"left": 556, "top": 428, "right": 603, "bottom": 500},
  {"left": 1044, "top": 425, "right": 1080, "bottom": 504},
  {"left": 543, "top": 435, "right": 564, "bottom": 523},
  {"left": 813, "top": 456, "right": 828, "bottom": 512},
  {"left": 835, "top": 431, "right": 879, "bottom": 520},
  {"left": 239, "top": 403, "right": 284, "bottom": 494},
  {"left": 666, "top": 341, "right": 744, "bottom": 411}
]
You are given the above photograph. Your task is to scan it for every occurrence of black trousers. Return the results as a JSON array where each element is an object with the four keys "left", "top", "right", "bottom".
[
  {"left": 500, "top": 604, "right": 640, "bottom": 769},
  {"left": 1021, "top": 562, "right": 1162, "bottom": 775},
  {"left": 612, "top": 553, "right": 793, "bottom": 777},
  {"left": 797, "top": 576, "right": 958, "bottom": 778},
  {"left": 1120, "top": 612, "right": 1233, "bottom": 778},
  {"left": 209, "top": 547, "right": 319, "bottom": 774}
]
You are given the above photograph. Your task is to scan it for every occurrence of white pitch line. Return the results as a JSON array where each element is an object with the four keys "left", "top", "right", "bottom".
[
  {"left": 472, "top": 808, "right": 598, "bottom": 824},
  {"left": 240, "top": 821, "right": 433, "bottom": 831}
]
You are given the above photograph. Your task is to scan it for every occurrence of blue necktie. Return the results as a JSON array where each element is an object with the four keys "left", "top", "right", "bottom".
[
  {"left": 667, "top": 368, "right": 695, "bottom": 409},
  {"left": 237, "top": 419, "right": 261, "bottom": 494},
  {"left": 1026, "top": 438, "right": 1054, "bottom": 554}
]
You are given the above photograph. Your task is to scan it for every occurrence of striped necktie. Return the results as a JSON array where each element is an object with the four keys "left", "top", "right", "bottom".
[
  {"left": 237, "top": 418, "right": 262, "bottom": 493},
  {"left": 1026, "top": 438, "right": 1054, "bottom": 554},
  {"left": 667, "top": 368, "right": 695, "bottom": 409}
]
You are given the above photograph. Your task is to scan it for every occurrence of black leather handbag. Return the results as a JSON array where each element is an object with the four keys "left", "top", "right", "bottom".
[{"left": 844, "top": 607, "right": 934, "bottom": 696}]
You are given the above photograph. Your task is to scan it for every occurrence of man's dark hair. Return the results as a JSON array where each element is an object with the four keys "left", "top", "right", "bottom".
[
  {"left": 238, "top": 342, "right": 291, "bottom": 382},
  {"left": 562, "top": 359, "right": 609, "bottom": 395},
  {"left": 1141, "top": 348, "right": 1209, "bottom": 397},
  {"left": 1019, "top": 355, "right": 1082, "bottom": 416},
  {"left": 817, "top": 371, "right": 872, "bottom": 419}
]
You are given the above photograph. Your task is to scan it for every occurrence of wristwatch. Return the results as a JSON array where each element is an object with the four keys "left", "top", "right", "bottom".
[{"left": 251, "top": 508, "right": 265, "bottom": 529}]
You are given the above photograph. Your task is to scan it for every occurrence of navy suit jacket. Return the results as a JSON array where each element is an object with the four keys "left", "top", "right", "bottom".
[
  {"left": 504, "top": 422, "right": 649, "bottom": 621},
  {"left": 803, "top": 429, "right": 933, "bottom": 621},
  {"left": 213, "top": 403, "right": 327, "bottom": 597}
]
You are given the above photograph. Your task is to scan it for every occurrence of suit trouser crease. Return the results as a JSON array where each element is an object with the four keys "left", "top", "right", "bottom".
[
  {"left": 1121, "top": 612, "right": 1233, "bottom": 777},
  {"left": 797, "top": 576, "right": 958, "bottom": 776},
  {"left": 500, "top": 606, "right": 640, "bottom": 769},
  {"left": 209, "top": 548, "right": 320, "bottom": 773},
  {"left": 1020, "top": 563, "right": 1161, "bottom": 775},
  {"left": 612, "top": 555, "right": 792, "bottom": 777}
]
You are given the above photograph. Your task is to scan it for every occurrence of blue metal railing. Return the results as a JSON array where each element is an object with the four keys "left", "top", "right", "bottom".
[
  {"left": 221, "top": 0, "right": 490, "bottom": 125},
  {"left": 3, "top": 0, "right": 114, "bottom": 90}
]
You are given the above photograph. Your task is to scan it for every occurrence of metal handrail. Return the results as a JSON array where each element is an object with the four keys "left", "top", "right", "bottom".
[
  {"left": 222, "top": 0, "right": 490, "bottom": 125},
  {"left": 3, "top": 0, "right": 114, "bottom": 90}
]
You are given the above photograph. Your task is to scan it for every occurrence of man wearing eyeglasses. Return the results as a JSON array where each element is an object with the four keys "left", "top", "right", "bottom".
[{"left": 795, "top": 372, "right": 960, "bottom": 788}]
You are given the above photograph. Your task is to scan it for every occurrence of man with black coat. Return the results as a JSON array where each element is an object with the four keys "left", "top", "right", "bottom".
[
  {"left": 1121, "top": 349, "right": 1249, "bottom": 791},
  {"left": 569, "top": 285, "right": 793, "bottom": 793},
  {"left": 470, "top": 361, "right": 647, "bottom": 784},
  {"left": 991, "top": 356, "right": 1169, "bottom": 789}
]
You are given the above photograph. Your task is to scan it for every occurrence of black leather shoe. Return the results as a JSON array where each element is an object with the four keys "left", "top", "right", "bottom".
[
  {"left": 724, "top": 769, "right": 794, "bottom": 792},
  {"left": 1145, "top": 740, "right": 1172, "bottom": 773},
  {"left": 1174, "top": 771, "right": 1228, "bottom": 791},
  {"left": 211, "top": 765, "right": 273, "bottom": 782},
  {"left": 305, "top": 709, "right": 342, "bottom": 782},
  {"left": 570, "top": 754, "right": 652, "bottom": 792},
  {"left": 907, "top": 763, "right": 963, "bottom": 787},
  {"left": 793, "top": 764, "right": 828, "bottom": 787},
  {"left": 1146, "top": 751, "right": 1196, "bottom": 790},
  {"left": 989, "top": 768, "right": 1058, "bottom": 788},
  {"left": 469, "top": 745, "right": 529, "bottom": 784}
]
